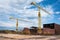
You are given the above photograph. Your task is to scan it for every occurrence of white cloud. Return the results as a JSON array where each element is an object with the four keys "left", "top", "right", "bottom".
[
  {"left": 0, "top": 21, "right": 15, "bottom": 27},
  {"left": 0, "top": 20, "right": 34, "bottom": 28},
  {"left": 43, "top": 5, "right": 54, "bottom": 14},
  {"left": 0, "top": 0, "right": 54, "bottom": 28},
  {"left": 58, "top": 18, "right": 60, "bottom": 20},
  {"left": 35, "top": 0, "right": 43, "bottom": 3},
  {"left": 56, "top": 12, "right": 60, "bottom": 14}
]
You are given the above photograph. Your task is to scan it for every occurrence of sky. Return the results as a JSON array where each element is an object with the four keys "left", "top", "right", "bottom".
[{"left": 0, "top": 0, "right": 60, "bottom": 30}]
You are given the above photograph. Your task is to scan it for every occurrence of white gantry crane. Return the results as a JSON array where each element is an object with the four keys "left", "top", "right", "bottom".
[{"left": 31, "top": 2, "right": 51, "bottom": 34}]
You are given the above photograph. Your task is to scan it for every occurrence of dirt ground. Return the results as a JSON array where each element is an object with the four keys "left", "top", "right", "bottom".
[{"left": 0, "top": 33, "right": 60, "bottom": 40}]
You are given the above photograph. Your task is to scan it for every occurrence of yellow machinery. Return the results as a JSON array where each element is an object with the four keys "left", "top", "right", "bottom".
[
  {"left": 31, "top": 2, "right": 51, "bottom": 34},
  {"left": 9, "top": 17, "right": 32, "bottom": 32}
]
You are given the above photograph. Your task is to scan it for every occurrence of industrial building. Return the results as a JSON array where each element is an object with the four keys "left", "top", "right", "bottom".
[
  {"left": 23, "top": 23, "right": 60, "bottom": 35},
  {"left": 43, "top": 23, "right": 60, "bottom": 35},
  {"left": 30, "top": 26, "right": 38, "bottom": 35},
  {"left": 23, "top": 26, "right": 42, "bottom": 35}
]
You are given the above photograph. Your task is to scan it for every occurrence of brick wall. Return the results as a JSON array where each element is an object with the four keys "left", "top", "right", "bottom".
[
  {"left": 54, "top": 24, "right": 60, "bottom": 34},
  {"left": 43, "top": 28, "right": 55, "bottom": 35}
]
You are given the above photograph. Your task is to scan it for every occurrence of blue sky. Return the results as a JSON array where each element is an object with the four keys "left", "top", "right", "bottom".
[{"left": 0, "top": 0, "right": 60, "bottom": 30}]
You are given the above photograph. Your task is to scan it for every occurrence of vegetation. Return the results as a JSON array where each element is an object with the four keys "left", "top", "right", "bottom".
[{"left": 0, "top": 30, "right": 17, "bottom": 34}]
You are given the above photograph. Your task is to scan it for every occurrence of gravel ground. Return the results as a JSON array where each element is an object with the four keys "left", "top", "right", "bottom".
[{"left": 0, "top": 34, "right": 60, "bottom": 40}]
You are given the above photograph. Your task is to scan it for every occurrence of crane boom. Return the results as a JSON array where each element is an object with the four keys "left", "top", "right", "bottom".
[
  {"left": 31, "top": 2, "right": 51, "bottom": 15},
  {"left": 9, "top": 17, "right": 32, "bottom": 23},
  {"left": 9, "top": 17, "right": 33, "bottom": 32}
]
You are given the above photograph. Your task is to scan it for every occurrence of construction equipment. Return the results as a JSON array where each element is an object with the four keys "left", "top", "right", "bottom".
[
  {"left": 31, "top": 2, "right": 51, "bottom": 34},
  {"left": 9, "top": 17, "right": 32, "bottom": 32}
]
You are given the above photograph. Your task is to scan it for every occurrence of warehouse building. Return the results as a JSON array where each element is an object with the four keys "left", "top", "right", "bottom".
[
  {"left": 23, "top": 26, "right": 38, "bottom": 35},
  {"left": 23, "top": 23, "right": 60, "bottom": 35},
  {"left": 43, "top": 23, "right": 60, "bottom": 35}
]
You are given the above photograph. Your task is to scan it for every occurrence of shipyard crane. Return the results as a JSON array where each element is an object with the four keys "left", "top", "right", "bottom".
[
  {"left": 31, "top": 2, "right": 51, "bottom": 34},
  {"left": 9, "top": 17, "right": 32, "bottom": 32}
]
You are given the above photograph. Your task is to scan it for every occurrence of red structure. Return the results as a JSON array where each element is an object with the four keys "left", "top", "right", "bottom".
[
  {"left": 23, "top": 28, "right": 30, "bottom": 34},
  {"left": 43, "top": 23, "right": 60, "bottom": 35},
  {"left": 22, "top": 23, "right": 60, "bottom": 35},
  {"left": 54, "top": 23, "right": 60, "bottom": 34},
  {"left": 43, "top": 28, "right": 55, "bottom": 35}
]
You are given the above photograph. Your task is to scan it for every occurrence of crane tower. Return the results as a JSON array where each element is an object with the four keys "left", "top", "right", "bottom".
[{"left": 31, "top": 2, "right": 51, "bottom": 34}]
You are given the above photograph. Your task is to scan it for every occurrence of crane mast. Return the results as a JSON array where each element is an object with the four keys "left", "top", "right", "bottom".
[
  {"left": 9, "top": 17, "right": 19, "bottom": 32},
  {"left": 16, "top": 19, "right": 18, "bottom": 32},
  {"left": 31, "top": 2, "right": 42, "bottom": 34},
  {"left": 37, "top": 9, "right": 42, "bottom": 34},
  {"left": 31, "top": 2, "right": 51, "bottom": 34},
  {"left": 9, "top": 17, "right": 33, "bottom": 33}
]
